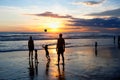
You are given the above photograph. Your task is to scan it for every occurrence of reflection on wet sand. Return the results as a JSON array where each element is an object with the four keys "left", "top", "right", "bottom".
[
  {"left": 45, "top": 58, "right": 65, "bottom": 80},
  {"left": 45, "top": 60, "right": 50, "bottom": 79},
  {"left": 35, "top": 62, "right": 38, "bottom": 75},
  {"left": 29, "top": 59, "right": 34, "bottom": 80},
  {"left": 28, "top": 58, "right": 38, "bottom": 80},
  {"left": 57, "top": 64, "right": 65, "bottom": 80},
  {"left": 26, "top": 44, "right": 119, "bottom": 80}
]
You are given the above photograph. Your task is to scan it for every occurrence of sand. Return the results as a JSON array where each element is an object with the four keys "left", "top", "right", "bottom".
[{"left": 0, "top": 46, "right": 120, "bottom": 80}]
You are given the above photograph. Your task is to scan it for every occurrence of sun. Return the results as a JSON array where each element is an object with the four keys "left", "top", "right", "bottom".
[
  {"left": 41, "top": 19, "right": 65, "bottom": 32},
  {"left": 48, "top": 22, "right": 60, "bottom": 29}
]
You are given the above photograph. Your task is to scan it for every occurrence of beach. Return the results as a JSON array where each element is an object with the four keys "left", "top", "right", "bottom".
[
  {"left": 0, "top": 44, "right": 120, "bottom": 80},
  {"left": 0, "top": 32, "right": 120, "bottom": 80},
  {"left": 0, "top": 0, "right": 120, "bottom": 79}
]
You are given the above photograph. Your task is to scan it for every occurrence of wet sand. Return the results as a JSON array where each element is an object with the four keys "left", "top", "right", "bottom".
[{"left": 0, "top": 46, "right": 120, "bottom": 80}]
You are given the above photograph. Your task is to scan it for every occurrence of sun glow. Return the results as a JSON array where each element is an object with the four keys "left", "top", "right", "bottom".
[
  {"left": 44, "top": 20, "right": 65, "bottom": 32},
  {"left": 48, "top": 22, "right": 61, "bottom": 29},
  {"left": 40, "top": 18, "right": 66, "bottom": 32}
]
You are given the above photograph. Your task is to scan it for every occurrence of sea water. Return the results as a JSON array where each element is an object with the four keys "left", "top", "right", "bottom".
[{"left": 0, "top": 32, "right": 119, "bottom": 52}]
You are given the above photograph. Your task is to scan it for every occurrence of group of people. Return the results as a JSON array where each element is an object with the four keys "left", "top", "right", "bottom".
[{"left": 28, "top": 33, "right": 65, "bottom": 64}]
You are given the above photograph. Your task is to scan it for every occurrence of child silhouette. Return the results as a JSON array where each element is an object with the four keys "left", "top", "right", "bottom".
[{"left": 42, "top": 44, "right": 50, "bottom": 61}]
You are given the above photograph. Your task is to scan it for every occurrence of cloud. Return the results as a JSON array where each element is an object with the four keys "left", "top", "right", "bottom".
[
  {"left": 73, "top": 0, "right": 106, "bottom": 6},
  {"left": 67, "top": 17, "right": 120, "bottom": 28},
  {"left": 25, "top": 11, "right": 120, "bottom": 32},
  {"left": 67, "top": 17, "right": 120, "bottom": 32},
  {"left": 86, "top": 8, "right": 120, "bottom": 17},
  {"left": 26, "top": 11, "right": 73, "bottom": 19}
]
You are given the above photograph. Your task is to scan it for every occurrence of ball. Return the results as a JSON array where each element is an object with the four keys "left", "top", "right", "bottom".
[{"left": 44, "top": 29, "right": 47, "bottom": 32}]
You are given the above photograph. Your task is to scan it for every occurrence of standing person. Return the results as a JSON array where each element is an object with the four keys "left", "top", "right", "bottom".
[
  {"left": 95, "top": 42, "right": 98, "bottom": 56},
  {"left": 118, "top": 36, "right": 120, "bottom": 48},
  {"left": 42, "top": 44, "right": 50, "bottom": 60},
  {"left": 56, "top": 33, "right": 65, "bottom": 64},
  {"left": 114, "top": 36, "right": 116, "bottom": 44},
  {"left": 28, "top": 36, "right": 34, "bottom": 59}
]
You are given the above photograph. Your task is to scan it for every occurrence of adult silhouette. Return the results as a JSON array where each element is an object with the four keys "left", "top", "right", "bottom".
[
  {"left": 95, "top": 42, "right": 98, "bottom": 56},
  {"left": 56, "top": 33, "right": 65, "bottom": 64},
  {"left": 28, "top": 36, "right": 34, "bottom": 60},
  {"left": 118, "top": 36, "right": 120, "bottom": 48}
]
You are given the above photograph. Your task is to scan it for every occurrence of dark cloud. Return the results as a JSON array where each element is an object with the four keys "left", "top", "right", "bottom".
[
  {"left": 67, "top": 17, "right": 120, "bottom": 32},
  {"left": 67, "top": 17, "right": 120, "bottom": 28},
  {"left": 73, "top": 0, "right": 106, "bottom": 6},
  {"left": 83, "top": 0, "right": 106, "bottom": 5},
  {"left": 27, "top": 11, "right": 73, "bottom": 19},
  {"left": 87, "top": 8, "right": 120, "bottom": 17}
]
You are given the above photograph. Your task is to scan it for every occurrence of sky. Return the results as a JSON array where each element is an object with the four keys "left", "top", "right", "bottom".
[{"left": 0, "top": 0, "right": 120, "bottom": 32}]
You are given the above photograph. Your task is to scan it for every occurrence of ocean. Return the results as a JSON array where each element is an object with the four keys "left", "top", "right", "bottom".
[{"left": 0, "top": 32, "right": 119, "bottom": 52}]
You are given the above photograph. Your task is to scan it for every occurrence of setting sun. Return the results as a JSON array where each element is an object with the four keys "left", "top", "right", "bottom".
[
  {"left": 42, "top": 20, "right": 65, "bottom": 32},
  {"left": 48, "top": 22, "right": 60, "bottom": 29}
]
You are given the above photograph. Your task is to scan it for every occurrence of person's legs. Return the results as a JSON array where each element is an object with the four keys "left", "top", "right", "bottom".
[
  {"left": 58, "top": 53, "right": 60, "bottom": 64},
  {"left": 48, "top": 55, "right": 50, "bottom": 60},
  {"left": 46, "top": 55, "right": 49, "bottom": 60},
  {"left": 29, "top": 51, "right": 30, "bottom": 58},
  {"left": 31, "top": 51, "right": 33, "bottom": 59},
  {"left": 46, "top": 54, "right": 50, "bottom": 61},
  {"left": 36, "top": 55, "right": 38, "bottom": 63},
  {"left": 61, "top": 52, "right": 64, "bottom": 64},
  {"left": 46, "top": 54, "right": 48, "bottom": 60},
  {"left": 35, "top": 56, "right": 39, "bottom": 63},
  {"left": 29, "top": 51, "right": 32, "bottom": 60}
]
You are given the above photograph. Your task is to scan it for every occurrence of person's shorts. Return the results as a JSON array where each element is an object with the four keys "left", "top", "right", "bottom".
[{"left": 58, "top": 47, "right": 64, "bottom": 54}]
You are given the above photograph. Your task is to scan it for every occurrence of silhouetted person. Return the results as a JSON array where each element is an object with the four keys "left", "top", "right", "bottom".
[
  {"left": 57, "top": 63, "right": 65, "bottom": 80},
  {"left": 35, "top": 49, "right": 39, "bottom": 63},
  {"left": 118, "top": 36, "right": 120, "bottom": 48},
  {"left": 28, "top": 36, "right": 34, "bottom": 60},
  {"left": 42, "top": 44, "right": 50, "bottom": 60},
  {"left": 95, "top": 42, "right": 98, "bottom": 56},
  {"left": 56, "top": 33, "right": 65, "bottom": 64},
  {"left": 114, "top": 36, "right": 116, "bottom": 44}
]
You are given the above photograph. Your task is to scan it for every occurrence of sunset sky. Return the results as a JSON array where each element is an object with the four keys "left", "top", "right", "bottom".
[{"left": 0, "top": 0, "right": 120, "bottom": 32}]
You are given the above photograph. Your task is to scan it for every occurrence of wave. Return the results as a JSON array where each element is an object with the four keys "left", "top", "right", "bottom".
[
  {"left": 0, "top": 32, "right": 118, "bottom": 53},
  {"left": 0, "top": 32, "right": 117, "bottom": 41},
  {"left": 0, "top": 43, "right": 114, "bottom": 53}
]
